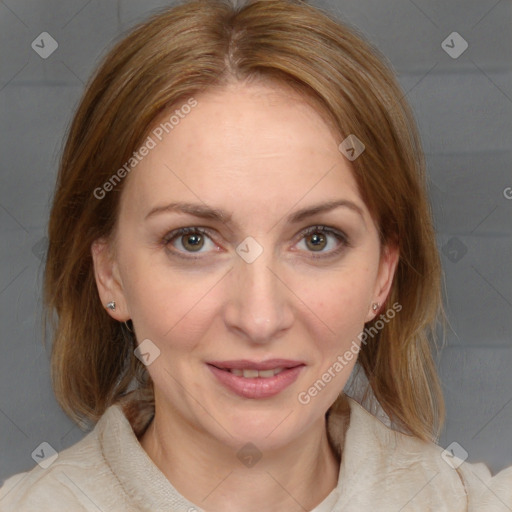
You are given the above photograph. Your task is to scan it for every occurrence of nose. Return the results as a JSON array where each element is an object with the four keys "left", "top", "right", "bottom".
[{"left": 222, "top": 249, "right": 294, "bottom": 344}]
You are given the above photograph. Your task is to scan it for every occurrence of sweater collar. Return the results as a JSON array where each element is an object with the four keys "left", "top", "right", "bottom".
[{"left": 97, "top": 390, "right": 384, "bottom": 511}]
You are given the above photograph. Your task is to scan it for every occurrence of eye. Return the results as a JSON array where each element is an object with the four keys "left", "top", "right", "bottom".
[
  {"left": 295, "top": 226, "right": 348, "bottom": 256},
  {"left": 164, "top": 227, "right": 218, "bottom": 254}
]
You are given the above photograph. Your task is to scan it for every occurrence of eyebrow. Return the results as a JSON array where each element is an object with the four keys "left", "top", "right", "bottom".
[
  {"left": 145, "top": 199, "right": 365, "bottom": 226},
  {"left": 287, "top": 199, "right": 364, "bottom": 224},
  {"left": 145, "top": 202, "right": 233, "bottom": 223}
]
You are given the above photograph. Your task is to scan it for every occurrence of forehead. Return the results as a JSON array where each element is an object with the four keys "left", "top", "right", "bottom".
[{"left": 120, "top": 82, "right": 362, "bottom": 216}]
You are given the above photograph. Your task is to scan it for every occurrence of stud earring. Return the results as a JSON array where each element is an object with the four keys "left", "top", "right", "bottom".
[
  {"left": 106, "top": 301, "right": 116, "bottom": 311},
  {"left": 372, "top": 302, "right": 380, "bottom": 312}
]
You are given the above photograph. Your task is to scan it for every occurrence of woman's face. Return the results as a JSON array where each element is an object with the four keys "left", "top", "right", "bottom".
[{"left": 93, "top": 81, "right": 398, "bottom": 450}]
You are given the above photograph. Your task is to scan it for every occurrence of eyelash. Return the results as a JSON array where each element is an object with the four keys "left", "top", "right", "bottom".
[
  {"left": 298, "top": 225, "right": 350, "bottom": 258},
  {"left": 162, "top": 225, "right": 350, "bottom": 260}
]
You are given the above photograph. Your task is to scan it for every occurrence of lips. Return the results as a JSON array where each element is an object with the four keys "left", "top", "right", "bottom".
[
  {"left": 207, "top": 359, "right": 305, "bottom": 399},
  {"left": 208, "top": 359, "right": 303, "bottom": 371}
]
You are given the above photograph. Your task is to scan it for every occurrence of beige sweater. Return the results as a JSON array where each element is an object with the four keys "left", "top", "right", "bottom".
[{"left": 1, "top": 390, "right": 511, "bottom": 511}]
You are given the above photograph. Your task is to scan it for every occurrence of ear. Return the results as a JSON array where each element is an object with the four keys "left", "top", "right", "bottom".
[
  {"left": 91, "top": 237, "right": 130, "bottom": 321},
  {"left": 365, "top": 242, "right": 399, "bottom": 322}
]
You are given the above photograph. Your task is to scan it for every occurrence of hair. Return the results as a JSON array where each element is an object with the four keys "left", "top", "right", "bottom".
[{"left": 44, "top": 0, "right": 444, "bottom": 441}]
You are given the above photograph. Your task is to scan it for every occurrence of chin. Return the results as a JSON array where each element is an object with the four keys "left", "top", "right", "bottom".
[{"left": 211, "top": 401, "right": 307, "bottom": 448}]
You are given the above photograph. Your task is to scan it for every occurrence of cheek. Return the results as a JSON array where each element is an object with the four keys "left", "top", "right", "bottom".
[
  {"left": 300, "top": 267, "right": 376, "bottom": 332},
  {"left": 120, "top": 255, "right": 224, "bottom": 349}
]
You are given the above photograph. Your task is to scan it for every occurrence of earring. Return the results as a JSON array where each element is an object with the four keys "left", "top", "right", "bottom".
[
  {"left": 106, "top": 301, "right": 116, "bottom": 311},
  {"left": 372, "top": 302, "right": 380, "bottom": 312}
]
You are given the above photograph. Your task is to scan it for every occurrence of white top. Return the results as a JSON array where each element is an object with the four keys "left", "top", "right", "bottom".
[{"left": 1, "top": 389, "right": 511, "bottom": 511}]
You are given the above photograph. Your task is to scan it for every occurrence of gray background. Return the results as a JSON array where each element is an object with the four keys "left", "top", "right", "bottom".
[{"left": 0, "top": 0, "right": 511, "bottom": 485}]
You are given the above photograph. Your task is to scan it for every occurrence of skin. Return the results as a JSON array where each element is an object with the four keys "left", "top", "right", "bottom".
[{"left": 92, "top": 80, "right": 399, "bottom": 512}]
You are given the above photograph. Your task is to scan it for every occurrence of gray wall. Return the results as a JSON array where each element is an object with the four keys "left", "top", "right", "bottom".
[{"left": 0, "top": 0, "right": 511, "bottom": 485}]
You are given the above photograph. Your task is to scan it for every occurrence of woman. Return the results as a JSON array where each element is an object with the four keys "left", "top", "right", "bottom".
[{"left": 1, "top": 0, "right": 510, "bottom": 510}]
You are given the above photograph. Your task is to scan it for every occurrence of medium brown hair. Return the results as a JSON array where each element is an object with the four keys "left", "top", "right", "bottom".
[{"left": 45, "top": 0, "right": 444, "bottom": 440}]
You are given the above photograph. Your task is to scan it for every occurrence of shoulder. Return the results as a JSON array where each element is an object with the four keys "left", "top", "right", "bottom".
[
  {"left": 0, "top": 431, "right": 100, "bottom": 511},
  {"left": 335, "top": 397, "right": 512, "bottom": 510},
  {"left": 0, "top": 404, "right": 131, "bottom": 512},
  {"left": 457, "top": 458, "right": 512, "bottom": 509},
  {"left": 0, "top": 466, "right": 86, "bottom": 512}
]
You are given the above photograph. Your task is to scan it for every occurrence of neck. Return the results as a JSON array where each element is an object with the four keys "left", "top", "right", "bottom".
[{"left": 139, "top": 406, "right": 341, "bottom": 512}]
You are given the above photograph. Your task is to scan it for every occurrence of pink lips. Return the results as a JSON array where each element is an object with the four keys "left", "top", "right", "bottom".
[{"left": 207, "top": 359, "right": 305, "bottom": 399}]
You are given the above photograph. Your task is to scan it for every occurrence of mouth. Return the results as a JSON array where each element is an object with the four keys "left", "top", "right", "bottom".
[
  {"left": 206, "top": 359, "right": 305, "bottom": 399},
  {"left": 220, "top": 367, "right": 286, "bottom": 378}
]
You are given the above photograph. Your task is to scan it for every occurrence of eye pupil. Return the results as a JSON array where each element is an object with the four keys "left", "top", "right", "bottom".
[
  {"left": 306, "top": 232, "right": 327, "bottom": 251},
  {"left": 182, "top": 233, "right": 204, "bottom": 251}
]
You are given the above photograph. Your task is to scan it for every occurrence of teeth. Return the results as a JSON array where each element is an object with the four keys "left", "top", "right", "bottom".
[
  {"left": 243, "top": 369, "right": 259, "bottom": 378},
  {"left": 258, "top": 369, "right": 276, "bottom": 378},
  {"left": 228, "top": 367, "right": 285, "bottom": 378}
]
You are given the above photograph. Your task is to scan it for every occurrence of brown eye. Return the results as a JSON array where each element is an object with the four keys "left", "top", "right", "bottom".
[
  {"left": 296, "top": 225, "right": 349, "bottom": 257},
  {"left": 305, "top": 232, "right": 327, "bottom": 251},
  {"left": 164, "top": 227, "right": 216, "bottom": 255},
  {"left": 181, "top": 232, "right": 204, "bottom": 252}
]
